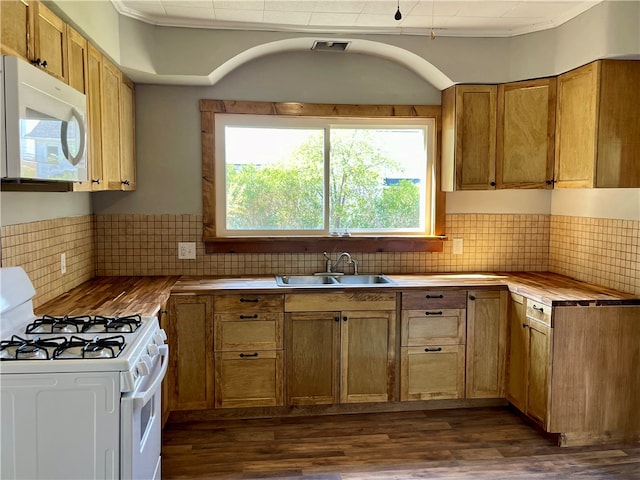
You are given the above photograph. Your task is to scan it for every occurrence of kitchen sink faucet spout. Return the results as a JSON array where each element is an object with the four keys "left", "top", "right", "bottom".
[{"left": 323, "top": 251, "right": 358, "bottom": 275}]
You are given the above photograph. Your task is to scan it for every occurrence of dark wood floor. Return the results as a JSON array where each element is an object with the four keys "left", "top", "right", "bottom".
[{"left": 161, "top": 406, "right": 640, "bottom": 479}]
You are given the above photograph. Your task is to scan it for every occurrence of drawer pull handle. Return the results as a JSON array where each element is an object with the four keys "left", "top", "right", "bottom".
[
  {"left": 425, "top": 294, "right": 444, "bottom": 299},
  {"left": 532, "top": 305, "right": 544, "bottom": 312},
  {"left": 239, "top": 314, "right": 258, "bottom": 319},
  {"left": 425, "top": 311, "right": 443, "bottom": 316},
  {"left": 522, "top": 323, "right": 528, "bottom": 329},
  {"left": 240, "top": 298, "right": 259, "bottom": 303},
  {"left": 424, "top": 347, "right": 443, "bottom": 352},
  {"left": 239, "top": 353, "right": 259, "bottom": 358}
]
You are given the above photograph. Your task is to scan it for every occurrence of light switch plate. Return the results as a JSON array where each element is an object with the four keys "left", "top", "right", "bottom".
[
  {"left": 452, "top": 238, "right": 463, "bottom": 255},
  {"left": 178, "top": 242, "right": 196, "bottom": 259}
]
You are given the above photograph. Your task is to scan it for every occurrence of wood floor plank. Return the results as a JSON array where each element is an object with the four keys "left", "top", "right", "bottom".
[{"left": 162, "top": 406, "right": 640, "bottom": 479}]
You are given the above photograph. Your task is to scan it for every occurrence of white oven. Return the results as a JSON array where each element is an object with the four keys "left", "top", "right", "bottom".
[{"left": 0, "top": 267, "right": 168, "bottom": 480}]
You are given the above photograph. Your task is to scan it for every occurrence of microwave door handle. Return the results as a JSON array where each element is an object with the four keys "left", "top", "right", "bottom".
[
  {"left": 60, "top": 107, "right": 86, "bottom": 166},
  {"left": 132, "top": 345, "right": 169, "bottom": 409}
]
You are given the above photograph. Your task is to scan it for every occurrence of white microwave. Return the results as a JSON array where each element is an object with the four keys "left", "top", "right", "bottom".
[{"left": 1, "top": 55, "right": 87, "bottom": 182}]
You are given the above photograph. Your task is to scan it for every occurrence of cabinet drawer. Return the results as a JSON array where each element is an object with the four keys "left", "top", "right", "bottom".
[
  {"left": 214, "top": 313, "right": 283, "bottom": 351},
  {"left": 215, "top": 294, "right": 284, "bottom": 313},
  {"left": 526, "top": 299, "right": 551, "bottom": 326},
  {"left": 214, "top": 350, "right": 283, "bottom": 408},
  {"left": 402, "top": 291, "right": 467, "bottom": 310},
  {"left": 401, "top": 309, "right": 466, "bottom": 346},
  {"left": 400, "top": 345, "right": 465, "bottom": 401}
]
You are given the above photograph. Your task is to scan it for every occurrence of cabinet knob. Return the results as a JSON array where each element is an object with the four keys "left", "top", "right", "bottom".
[
  {"left": 92, "top": 178, "right": 100, "bottom": 184},
  {"left": 343, "top": 316, "right": 348, "bottom": 322},
  {"left": 522, "top": 323, "right": 528, "bottom": 328},
  {"left": 469, "top": 295, "right": 476, "bottom": 301},
  {"left": 490, "top": 181, "right": 496, "bottom": 187},
  {"left": 160, "top": 310, "right": 168, "bottom": 315},
  {"left": 121, "top": 180, "right": 130, "bottom": 186}
]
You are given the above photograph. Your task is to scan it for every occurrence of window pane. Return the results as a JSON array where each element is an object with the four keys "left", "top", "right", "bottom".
[
  {"left": 329, "top": 128, "right": 426, "bottom": 233},
  {"left": 225, "top": 127, "right": 324, "bottom": 230}
]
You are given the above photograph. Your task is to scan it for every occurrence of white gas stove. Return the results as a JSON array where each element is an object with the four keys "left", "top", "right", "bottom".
[{"left": 0, "top": 267, "right": 168, "bottom": 480}]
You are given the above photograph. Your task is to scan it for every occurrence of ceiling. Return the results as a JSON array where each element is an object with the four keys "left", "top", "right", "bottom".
[{"left": 111, "top": 0, "right": 603, "bottom": 37}]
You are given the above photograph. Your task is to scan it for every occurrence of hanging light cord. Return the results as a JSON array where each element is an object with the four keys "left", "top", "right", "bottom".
[
  {"left": 430, "top": 0, "right": 436, "bottom": 39},
  {"left": 395, "top": 0, "right": 402, "bottom": 21}
]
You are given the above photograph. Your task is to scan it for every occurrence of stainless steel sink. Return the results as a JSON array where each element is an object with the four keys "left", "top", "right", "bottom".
[
  {"left": 335, "top": 274, "right": 395, "bottom": 285},
  {"left": 275, "top": 274, "right": 395, "bottom": 287}
]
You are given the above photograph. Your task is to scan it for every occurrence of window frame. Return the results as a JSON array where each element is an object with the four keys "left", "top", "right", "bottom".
[{"left": 201, "top": 100, "right": 446, "bottom": 253}]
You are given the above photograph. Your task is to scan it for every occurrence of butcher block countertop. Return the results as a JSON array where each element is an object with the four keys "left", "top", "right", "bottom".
[
  {"left": 34, "top": 276, "right": 179, "bottom": 317},
  {"left": 172, "top": 271, "right": 639, "bottom": 307},
  {"left": 33, "top": 272, "right": 638, "bottom": 316}
]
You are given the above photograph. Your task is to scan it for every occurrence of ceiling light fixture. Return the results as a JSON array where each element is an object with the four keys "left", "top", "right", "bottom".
[
  {"left": 394, "top": 1, "right": 402, "bottom": 21},
  {"left": 430, "top": 0, "right": 436, "bottom": 39}
]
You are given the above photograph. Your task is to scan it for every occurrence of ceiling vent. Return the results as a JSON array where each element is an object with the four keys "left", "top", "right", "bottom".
[{"left": 311, "top": 41, "right": 350, "bottom": 52}]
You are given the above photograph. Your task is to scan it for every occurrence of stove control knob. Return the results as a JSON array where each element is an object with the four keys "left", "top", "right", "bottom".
[
  {"left": 154, "top": 329, "right": 168, "bottom": 344},
  {"left": 148, "top": 344, "right": 160, "bottom": 356},
  {"left": 136, "top": 354, "right": 152, "bottom": 377}
]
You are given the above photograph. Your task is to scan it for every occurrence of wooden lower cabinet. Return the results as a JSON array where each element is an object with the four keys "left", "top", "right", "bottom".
[
  {"left": 166, "top": 295, "right": 214, "bottom": 411},
  {"left": 285, "top": 311, "right": 339, "bottom": 405},
  {"left": 284, "top": 294, "right": 396, "bottom": 406},
  {"left": 400, "top": 345, "right": 465, "bottom": 400},
  {"left": 214, "top": 351, "right": 283, "bottom": 408},
  {"left": 506, "top": 294, "right": 552, "bottom": 426},
  {"left": 213, "top": 294, "right": 284, "bottom": 408},
  {"left": 466, "top": 290, "right": 508, "bottom": 398},
  {"left": 399, "top": 291, "right": 467, "bottom": 401}
]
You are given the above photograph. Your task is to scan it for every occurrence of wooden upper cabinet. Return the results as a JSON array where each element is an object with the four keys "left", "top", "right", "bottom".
[
  {"left": 86, "top": 43, "right": 105, "bottom": 190},
  {"left": 555, "top": 60, "right": 640, "bottom": 188},
  {"left": 496, "top": 78, "right": 556, "bottom": 189},
  {"left": 66, "top": 25, "right": 88, "bottom": 93},
  {"left": 33, "top": 1, "right": 67, "bottom": 82},
  {"left": 119, "top": 75, "right": 136, "bottom": 190},
  {"left": 101, "top": 56, "right": 122, "bottom": 190},
  {"left": 441, "top": 85, "right": 497, "bottom": 191},
  {"left": 0, "top": 0, "right": 35, "bottom": 60}
]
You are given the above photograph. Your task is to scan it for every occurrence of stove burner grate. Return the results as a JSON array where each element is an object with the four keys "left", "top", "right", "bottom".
[
  {"left": 53, "top": 335, "right": 126, "bottom": 359},
  {"left": 26, "top": 315, "right": 93, "bottom": 334},
  {"left": 0, "top": 335, "right": 68, "bottom": 360},
  {"left": 85, "top": 314, "right": 142, "bottom": 333}
]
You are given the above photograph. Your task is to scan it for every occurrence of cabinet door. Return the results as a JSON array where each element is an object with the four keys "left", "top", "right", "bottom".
[
  {"left": 101, "top": 57, "right": 122, "bottom": 190},
  {"left": 33, "top": 1, "right": 67, "bottom": 82},
  {"left": 401, "top": 345, "right": 465, "bottom": 401},
  {"left": 167, "top": 296, "right": 214, "bottom": 411},
  {"left": 0, "top": 0, "right": 34, "bottom": 60},
  {"left": 214, "top": 351, "right": 283, "bottom": 408},
  {"left": 86, "top": 43, "right": 104, "bottom": 190},
  {"left": 555, "top": 62, "right": 599, "bottom": 188},
  {"left": 215, "top": 312, "right": 283, "bottom": 351},
  {"left": 506, "top": 293, "right": 527, "bottom": 410},
  {"left": 497, "top": 78, "right": 556, "bottom": 189},
  {"left": 119, "top": 75, "right": 136, "bottom": 190},
  {"left": 451, "top": 85, "right": 497, "bottom": 190},
  {"left": 526, "top": 320, "right": 551, "bottom": 425},
  {"left": 341, "top": 310, "right": 395, "bottom": 404},
  {"left": 466, "top": 290, "right": 508, "bottom": 398},
  {"left": 285, "top": 311, "right": 340, "bottom": 405}
]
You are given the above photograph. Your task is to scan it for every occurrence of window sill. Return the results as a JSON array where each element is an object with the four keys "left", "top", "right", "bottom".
[{"left": 204, "top": 236, "right": 446, "bottom": 254}]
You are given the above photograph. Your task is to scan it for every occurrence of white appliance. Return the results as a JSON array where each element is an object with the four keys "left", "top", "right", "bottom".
[
  {"left": 0, "top": 267, "right": 168, "bottom": 480},
  {"left": 1, "top": 55, "right": 88, "bottom": 182}
]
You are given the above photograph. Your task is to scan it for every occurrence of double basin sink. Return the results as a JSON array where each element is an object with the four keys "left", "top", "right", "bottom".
[{"left": 275, "top": 274, "right": 395, "bottom": 287}]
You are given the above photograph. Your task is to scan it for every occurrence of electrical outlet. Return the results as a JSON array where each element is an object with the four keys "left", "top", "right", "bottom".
[
  {"left": 60, "top": 253, "right": 67, "bottom": 274},
  {"left": 178, "top": 242, "right": 196, "bottom": 260},
  {"left": 452, "top": 238, "right": 464, "bottom": 255}
]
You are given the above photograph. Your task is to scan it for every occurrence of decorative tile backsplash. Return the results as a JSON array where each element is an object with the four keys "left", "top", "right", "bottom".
[
  {"left": 94, "top": 214, "right": 550, "bottom": 277},
  {"left": 0, "top": 215, "right": 95, "bottom": 308},
  {"left": 2, "top": 213, "right": 638, "bottom": 308},
  {"left": 550, "top": 215, "right": 639, "bottom": 296}
]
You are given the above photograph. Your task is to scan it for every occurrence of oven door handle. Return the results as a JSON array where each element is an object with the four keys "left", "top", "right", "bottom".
[{"left": 132, "top": 344, "right": 168, "bottom": 409}]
